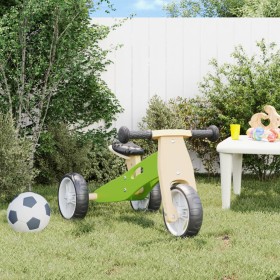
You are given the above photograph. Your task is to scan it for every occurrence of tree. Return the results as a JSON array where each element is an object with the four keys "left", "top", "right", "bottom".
[
  {"left": 0, "top": 0, "right": 18, "bottom": 17},
  {"left": 0, "top": 0, "right": 122, "bottom": 170},
  {"left": 163, "top": 0, "right": 280, "bottom": 17},
  {"left": 163, "top": 0, "right": 245, "bottom": 17},
  {"left": 239, "top": 0, "right": 280, "bottom": 17}
]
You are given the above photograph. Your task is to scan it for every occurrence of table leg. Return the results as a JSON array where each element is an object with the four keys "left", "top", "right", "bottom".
[
  {"left": 219, "top": 153, "right": 233, "bottom": 209},
  {"left": 232, "top": 154, "right": 243, "bottom": 195}
]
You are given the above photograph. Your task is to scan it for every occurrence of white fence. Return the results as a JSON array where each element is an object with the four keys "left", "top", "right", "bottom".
[{"left": 94, "top": 18, "right": 280, "bottom": 131}]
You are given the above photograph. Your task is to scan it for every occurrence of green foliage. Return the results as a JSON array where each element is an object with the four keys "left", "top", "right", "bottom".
[
  {"left": 140, "top": 41, "right": 280, "bottom": 178},
  {"left": 163, "top": 0, "right": 245, "bottom": 17},
  {"left": 237, "top": 0, "right": 280, "bottom": 17},
  {"left": 163, "top": 0, "right": 201, "bottom": 17},
  {"left": 0, "top": 114, "right": 34, "bottom": 202},
  {"left": 204, "top": 0, "right": 245, "bottom": 16},
  {"left": 186, "top": 40, "right": 280, "bottom": 178},
  {"left": 35, "top": 123, "right": 126, "bottom": 185},
  {"left": 11, "top": 0, "right": 121, "bottom": 129},
  {"left": 35, "top": 123, "right": 91, "bottom": 184},
  {"left": 163, "top": 0, "right": 280, "bottom": 17},
  {"left": 84, "top": 144, "right": 126, "bottom": 186},
  {"left": 0, "top": 0, "right": 122, "bottom": 175},
  {"left": 137, "top": 95, "right": 186, "bottom": 155},
  {"left": 139, "top": 95, "right": 185, "bottom": 130},
  {"left": 0, "top": 0, "right": 17, "bottom": 17},
  {"left": 199, "top": 40, "right": 280, "bottom": 134},
  {"left": 175, "top": 97, "right": 220, "bottom": 174},
  {"left": 138, "top": 95, "right": 219, "bottom": 174},
  {"left": 48, "top": 77, "right": 122, "bottom": 130}
]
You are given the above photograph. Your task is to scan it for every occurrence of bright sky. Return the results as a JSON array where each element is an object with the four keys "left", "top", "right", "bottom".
[{"left": 92, "top": 0, "right": 174, "bottom": 17}]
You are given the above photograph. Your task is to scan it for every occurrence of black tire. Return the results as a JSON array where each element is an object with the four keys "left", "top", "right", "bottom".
[
  {"left": 130, "top": 183, "right": 161, "bottom": 211},
  {"left": 58, "top": 173, "right": 89, "bottom": 219},
  {"left": 163, "top": 184, "right": 203, "bottom": 237}
]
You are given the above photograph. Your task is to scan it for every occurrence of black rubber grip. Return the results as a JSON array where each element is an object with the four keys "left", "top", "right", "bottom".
[
  {"left": 118, "top": 126, "right": 152, "bottom": 143},
  {"left": 191, "top": 125, "right": 219, "bottom": 142}
]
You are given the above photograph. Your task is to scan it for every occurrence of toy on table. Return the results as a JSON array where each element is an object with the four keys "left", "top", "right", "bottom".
[{"left": 247, "top": 105, "right": 280, "bottom": 142}]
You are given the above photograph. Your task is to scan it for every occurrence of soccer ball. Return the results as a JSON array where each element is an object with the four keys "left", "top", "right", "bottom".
[{"left": 7, "top": 192, "right": 51, "bottom": 232}]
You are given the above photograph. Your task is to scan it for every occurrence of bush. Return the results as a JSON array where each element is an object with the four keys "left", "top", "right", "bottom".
[
  {"left": 35, "top": 123, "right": 91, "bottom": 184},
  {"left": 181, "top": 40, "right": 280, "bottom": 179},
  {"left": 138, "top": 96, "right": 218, "bottom": 173},
  {"left": 35, "top": 123, "right": 126, "bottom": 185},
  {"left": 137, "top": 96, "right": 186, "bottom": 155},
  {"left": 0, "top": 114, "right": 34, "bottom": 202},
  {"left": 83, "top": 144, "right": 126, "bottom": 186}
]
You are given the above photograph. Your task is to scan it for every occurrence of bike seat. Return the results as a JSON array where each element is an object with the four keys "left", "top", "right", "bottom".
[{"left": 112, "top": 141, "right": 144, "bottom": 156}]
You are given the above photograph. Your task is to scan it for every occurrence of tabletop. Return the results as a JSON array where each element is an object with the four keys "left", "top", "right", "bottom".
[{"left": 216, "top": 135, "right": 280, "bottom": 155}]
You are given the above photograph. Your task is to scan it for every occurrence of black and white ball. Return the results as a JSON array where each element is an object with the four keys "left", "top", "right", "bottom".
[{"left": 7, "top": 192, "right": 51, "bottom": 232}]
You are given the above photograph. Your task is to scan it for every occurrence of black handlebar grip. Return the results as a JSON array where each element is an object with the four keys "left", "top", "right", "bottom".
[
  {"left": 118, "top": 126, "right": 153, "bottom": 143},
  {"left": 191, "top": 125, "right": 219, "bottom": 142}
]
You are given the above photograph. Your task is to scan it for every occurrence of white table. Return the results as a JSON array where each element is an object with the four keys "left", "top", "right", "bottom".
[{"left": 216, "top": 135, "right": 280, "bottom": 209}]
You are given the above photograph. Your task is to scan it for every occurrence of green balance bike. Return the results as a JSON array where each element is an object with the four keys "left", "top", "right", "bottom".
[{"left": 58, "top": 126, "right": 219, "bottom": 237}]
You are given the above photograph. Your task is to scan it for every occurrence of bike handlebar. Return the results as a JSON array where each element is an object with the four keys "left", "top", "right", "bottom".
[
  {"left": 118, "top": 125, "right": 219, "bottom": 143},
  {"left": 191, "top": 125, "right": 219, "bottom": 142},
  {"left": 118, "top": 126, "right": 152, "bottom": 143}
]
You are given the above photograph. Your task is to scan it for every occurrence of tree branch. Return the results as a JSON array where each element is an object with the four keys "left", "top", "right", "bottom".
[
  {"left": 58, "top": 12, "right": 80, "bottom": 42},
  {"left": 41, "top": 7, "right": 59, "bottom": 98},
  {"left": 0, "top": 63, "right": 13, "bottom": 115},
  {"left": 32, "top": 7, "right": 60, "bottom": 147},
  {"left": 17, "top": 15, "right": 28, "bottom": 132},
  {"left": 40, "top": 82, "right": 59, "bottom": 130}
]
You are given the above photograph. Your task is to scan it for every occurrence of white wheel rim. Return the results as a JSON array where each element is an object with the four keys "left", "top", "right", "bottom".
[
  {"left": 131, "top": 193, "right": 150, "bottom": 210},
  {"left": 59, "top": 177, "right": 77, "bottom": 219},
  {"left": 165, "top": 188, "right": 190, "bottom": 236}
]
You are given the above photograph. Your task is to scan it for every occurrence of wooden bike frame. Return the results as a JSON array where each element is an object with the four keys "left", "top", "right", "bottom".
[{"left": 89, "top": 129, "right": 196, "bottom": 224}]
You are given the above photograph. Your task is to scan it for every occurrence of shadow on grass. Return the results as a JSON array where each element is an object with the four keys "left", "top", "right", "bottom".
[
  {"left": 118, "top": 214, "right": 155, "bottom": 229},
  {"left": 70, "top": 219, "right": 95, "bottom": 237},
  {"left": 230, "top": 175, "right": 280, "bottom": 213}
]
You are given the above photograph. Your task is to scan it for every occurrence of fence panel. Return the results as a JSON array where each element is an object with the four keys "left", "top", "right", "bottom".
[{"left": 95, "top": 18, "right": 280, "bottom": 130}]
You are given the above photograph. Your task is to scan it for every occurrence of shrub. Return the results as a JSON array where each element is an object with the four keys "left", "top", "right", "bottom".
[
  {"left": 137, "top": 95, "right": 186, "bottom": 155},
  {"left": 84, "top": 144, "right": 126, "bottom": 186},
  {"left": 0, "top": 114, "right": 34, "bottom": 202},
  {"left": 35, "top": 123, "right": 126, "bottom": 185},
  {"left": 35, "top": 123, "right": 91, "bottom": 184},
  {"left": 182, "top": 40, "right": 280, "bottom": 179},
  {"left": 138, "top": 96, "right": 218, "bottom": 174},
  {"left": 139, "top": 95, "right": 185, "bottom": 130}
]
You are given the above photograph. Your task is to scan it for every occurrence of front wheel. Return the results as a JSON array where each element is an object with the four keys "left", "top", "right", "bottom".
[
  {"left": 58, "top": 173, "right": 89, "bottom": 219},
  {"left": 130, "top": 183, "right": 161, "bottom": 211},
  {"left": 163, "top": 184, "right": 203, "bottom": 237}
]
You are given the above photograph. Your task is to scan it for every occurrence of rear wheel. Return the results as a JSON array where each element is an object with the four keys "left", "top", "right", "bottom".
[
  {"left": 58, "top": 173, "right": 89, "bottom": 219},
  {"left": 163, "top": 184, "right": 203, "bottom": 237},
  {"left": 130, "top": 183, "right": 161, "bottom": 211}
]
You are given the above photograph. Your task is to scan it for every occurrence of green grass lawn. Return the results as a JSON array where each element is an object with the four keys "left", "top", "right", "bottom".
[{"left": 1, "top": 175, "right": 280, "bottom": 280}]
